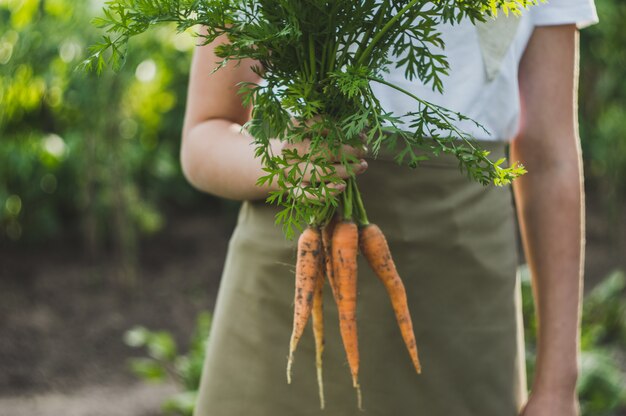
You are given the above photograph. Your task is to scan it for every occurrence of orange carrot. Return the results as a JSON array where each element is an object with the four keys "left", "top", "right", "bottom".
[
  {"left": 311, "top": 264, "right": 325, "bottom": 409},
  {"left": 331, "top": 220, "right": 362, "bottom": 408},
  {"left": 359, "top": 223, "right": 421, "bottom": 374},
  {"left": 321, "top": 214, "right": 338, "bottom": 302},
  {"left": 287, "top": 226, "right": 322, "bottom": 384}
]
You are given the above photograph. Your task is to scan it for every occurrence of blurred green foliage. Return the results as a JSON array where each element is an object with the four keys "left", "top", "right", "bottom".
[
  {"left": 1, "top": 0, "right": 624, "bottom": 259},
  {"left": 521, "top": 266, "right": 626, "bottom": 415},
  {"left": 124, "top": 311, "right": 212, "bottom": 416},
  {"left": 0, "top": 0, "right": 202, "bottom": 257},
  {"left": 579, "top": 0, "right": 626, "bottom": 252}
]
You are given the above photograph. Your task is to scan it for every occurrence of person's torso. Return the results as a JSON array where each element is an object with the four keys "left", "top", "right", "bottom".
[{"left": 372, "top": 12, "right": 535, "bottom": 142}]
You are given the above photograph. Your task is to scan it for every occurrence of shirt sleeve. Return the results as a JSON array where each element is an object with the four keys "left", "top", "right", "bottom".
[{"left": 530, "top": 0, "right": 599, "bottom": 29}]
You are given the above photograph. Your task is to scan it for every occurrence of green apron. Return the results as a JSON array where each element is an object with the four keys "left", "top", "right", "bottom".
[{"left": 193, "top": 141, "right": 527, "bottom": 416}]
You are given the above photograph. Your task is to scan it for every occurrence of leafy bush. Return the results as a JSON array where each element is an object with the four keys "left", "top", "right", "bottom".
[
  {"left": 521, "top": 266, "right": 626, "bottom": 415},
  {"left": 0, "top": 0, "right": 202, "bottom": 249},
  {"left": 579, "top": 0, "right": 626, "bottom": 252},
  {"left": 124, "top": 312, "right": 212, "bottom": 416},
  {"left": 2, "top": 0, "right": 626, "bottom": 262}
]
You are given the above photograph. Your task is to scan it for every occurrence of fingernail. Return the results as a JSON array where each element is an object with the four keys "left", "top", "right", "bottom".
[
  {"left": 336, "top": 183, "right": 346, "bottom": 191},
  {"left": 360, "top": 160, "right": 369, "bottom": 170}
]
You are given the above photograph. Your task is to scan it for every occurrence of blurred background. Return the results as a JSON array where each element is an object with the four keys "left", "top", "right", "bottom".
[{"left": 0, "top": 0, "right": 625, "bottom": 415}]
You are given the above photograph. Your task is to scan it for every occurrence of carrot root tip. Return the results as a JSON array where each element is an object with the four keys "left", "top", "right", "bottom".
[
  {"left": 316, "top": 365, "right": 325, "bottom": 409},
  {"left": 355, "top": 383, "right": 363, "bottom": 411},
  {"left": 286, "top": 354, "right": 294, "bottom": 384}
]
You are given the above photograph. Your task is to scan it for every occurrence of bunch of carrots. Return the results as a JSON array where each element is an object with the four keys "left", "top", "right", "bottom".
[{"left": 286, "top": 177, "right": 421, "bottom": 410}]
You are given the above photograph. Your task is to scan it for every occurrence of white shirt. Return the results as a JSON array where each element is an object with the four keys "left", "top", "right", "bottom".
[{"left": 371, "top": 0, "right": 599, "bottom": 142}]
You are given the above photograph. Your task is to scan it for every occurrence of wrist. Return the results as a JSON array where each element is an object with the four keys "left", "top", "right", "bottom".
[
  {"left": 523, "top": 389, "right": 579, "bottom": 416},
  {"left": 532, "top": 363, "right": 579, "bottom": 396}
]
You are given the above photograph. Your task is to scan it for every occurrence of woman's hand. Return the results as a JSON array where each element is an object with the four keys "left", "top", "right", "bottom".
[{"left": 279, "top": 135, "right": 369, "bottom": 202}]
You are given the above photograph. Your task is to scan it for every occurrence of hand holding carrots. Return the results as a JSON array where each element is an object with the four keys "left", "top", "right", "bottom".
[
  {"left": 281, "top": 116, "right": 369, "bottom": 202},
  {"left": 281, "top": 139, "right": 369, "bottom": 198}
]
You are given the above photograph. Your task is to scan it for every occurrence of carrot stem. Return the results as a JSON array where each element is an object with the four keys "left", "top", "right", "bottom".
[
  {"left": 343, "top": 178, "right": 354, "bottom": 220},
  {"left": 315, "top": 204, "right": 334, "bottom": 228},
  {"left": 355, "top": 0, "right": 421, "bottom": 66},
  {"left": 351, "top": 179, "right": 369, "bottom": 226}
]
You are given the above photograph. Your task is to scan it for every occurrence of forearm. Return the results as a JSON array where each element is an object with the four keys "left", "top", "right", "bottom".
[
  {"left": 511, "top": 137, "right": 585, "bottom": 394},
  {"left": 181, "top": 119, "right": 281, "bottom": 201}
]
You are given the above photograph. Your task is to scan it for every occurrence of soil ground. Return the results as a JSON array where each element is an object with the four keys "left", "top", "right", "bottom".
[
  {"left": 0, "top": 190, "right": 624, "bottom": 416},
  {"left": 0, "top": 205, "right": 237, "bottom": 416}
]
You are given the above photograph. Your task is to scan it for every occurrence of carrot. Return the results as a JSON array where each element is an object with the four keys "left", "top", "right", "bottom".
[
  {"left": 311, "top": 264, "right": 325, "bottom": 409},
  {"left": 359, "top": 223, "right": 422, "bottom": 374},
  {"left": 321, "top": 214, "right": 338, "bottom": 302},
  {"left": 331, "top": 220, "right": 362, "bottom": 409},
  {"left": 287, "top": 226, "right": 322, "bottom": 384}
]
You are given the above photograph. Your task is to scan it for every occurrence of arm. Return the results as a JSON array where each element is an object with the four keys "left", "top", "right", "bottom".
[
  {"left": 181, "top": 33, "right": 281, "bottom": 201},
  {"left": 181, "top": 33, "right": 364, "bottom": 201},
  {"left": 511, "top": 25, "right": 584, "bottom": 415}
]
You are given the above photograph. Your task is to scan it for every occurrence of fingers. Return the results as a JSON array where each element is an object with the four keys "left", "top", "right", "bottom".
[
  {"left": 332, "top": 159, "right": 369, "bottom": 179},
  {"left": 286, "top": 158, "right": 368, "bottom": 205},
  {"left": 290, "top": 159, "right": 368, "bottom": 205},
  {"left": 336, "top": 143, "right": 368, "bottom": 161},
  {"left": 296, "top": 159, "right": 368, "bottom": 183},
  {"left": 291, "top": 181, "right": 347, "bottom": 204},
  {"left": 283, "top": 140, "right": 367, "bottom": 163},
  {"left": 280, "top": 123, "right": 369, "bottom": 200}
]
